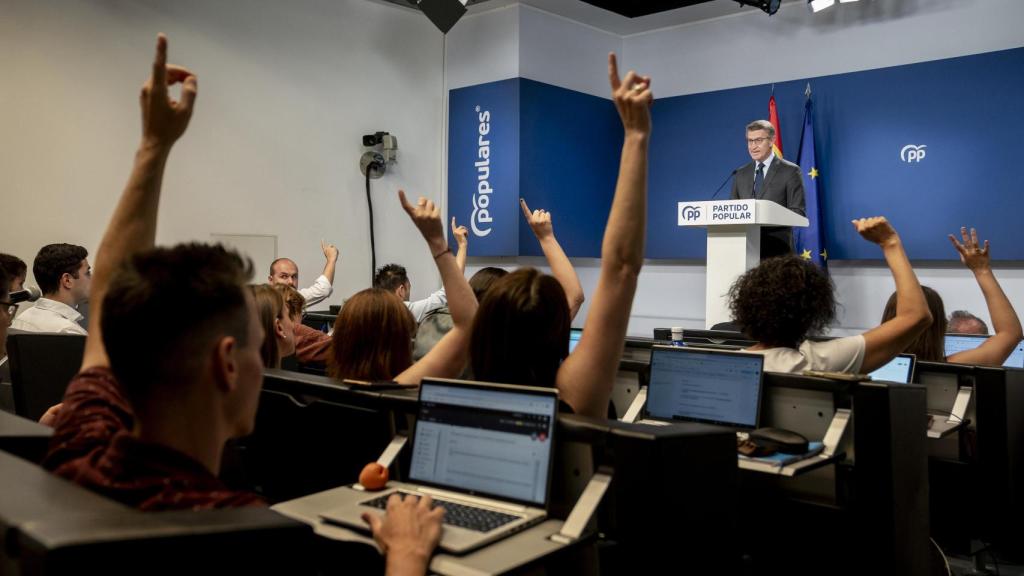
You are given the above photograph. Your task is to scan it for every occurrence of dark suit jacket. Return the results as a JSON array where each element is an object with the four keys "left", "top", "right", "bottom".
[{"left": 730, "top": 156, "right": 806, "bottom": 258}]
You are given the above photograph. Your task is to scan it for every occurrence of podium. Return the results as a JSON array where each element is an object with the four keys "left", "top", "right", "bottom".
[{"left": 677, "top": 199, "right": 808, "bottom": 329}]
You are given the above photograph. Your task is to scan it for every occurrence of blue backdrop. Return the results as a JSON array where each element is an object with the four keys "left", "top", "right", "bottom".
[{"left": 449, "top": 47, "right": 1024, "bottom": 261}]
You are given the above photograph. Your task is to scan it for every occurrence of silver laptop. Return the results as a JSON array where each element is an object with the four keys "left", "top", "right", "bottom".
[
  {"left": 944, "top": 333, "right": 1024, "bottom": 368},
  {"left": 868, "top": 353, "right": 916, "bottom": 383},
  {"left": 639, "top": 345, "right": 764, "bottom": 429},
  {"left": 320, "top": 378, "right": 558, "bottom": 554}
]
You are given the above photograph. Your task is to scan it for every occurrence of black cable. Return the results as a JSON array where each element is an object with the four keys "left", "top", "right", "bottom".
[
  {"left": 927, "top": 409, "right": 964, "bottom": 424},
  {"left": 365, "top": 165, "right": 377, "bottom": 284}
]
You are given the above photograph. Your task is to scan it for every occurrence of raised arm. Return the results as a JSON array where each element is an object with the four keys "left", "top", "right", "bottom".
[
  {"left": 858, "top": 217, "right": 932, "bottom": 373},
  {"left": 320, "top": 240, "right": 340, "bottom": 286},
  {"left": 395, "top": 191, "right": 478, "bottom": 385},
  {"left": 81, "top": 34, "right": 197, "bottom": 370},
  {"left": 555, "top": 53, "right": 651, "bottom": 418},
  {"left": 520, "top": 198, "right": 585, "bottom": 320},
  {"left": 451, "top": 217, "right": 468, "bottom": 274},
  {"left": 946, "top": 227, "right": 1022, "bottom": 366}
]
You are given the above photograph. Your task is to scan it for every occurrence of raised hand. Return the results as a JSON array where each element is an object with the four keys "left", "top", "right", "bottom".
[
  {"left": 321, "top": 239, "right": 339, "bottom": 263},
  {"left": 520, "top": 198, "right": 554, "bottom": 240},
  {"left": 141, "top": 34, "right": 197, "bottom": 148},
  {"left": 399, "top": 190, "right": 446, "bottom": 254},
  {"left": 949, "top": 227, "right": 991, "bottom": 272},
  {"left": 451, "top": 216, "right": 469, "bottom": 247},
  {"left": 608, "top": 52, "right": 652, "bottom": 136},
  {"left": 852, "top": 216, "right": 899, "bottom": 248}
]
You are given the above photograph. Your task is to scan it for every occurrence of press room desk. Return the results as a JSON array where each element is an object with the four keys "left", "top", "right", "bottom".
[{"left": 272, "top": 485, "right": 586, "bottom": 576}]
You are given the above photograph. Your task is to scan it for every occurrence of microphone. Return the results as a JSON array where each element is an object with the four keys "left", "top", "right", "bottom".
[
  {"left": 9, "top": 286, "right": 41, "bottom": 304},
  {"left": 710, "top": 168, "right": 738, "bottom": 201}
]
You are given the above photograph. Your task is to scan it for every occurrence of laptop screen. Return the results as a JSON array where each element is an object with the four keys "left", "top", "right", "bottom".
[
  {"left": 411, "top": 381, "right": 558, "bottom": 507},
  {"left": 869, "top": 354, "right": 915, "bottom": 383},
  {"left": 645, "top": 346, "right": 764, "bottom": 429},
  {"left": 944, "top": 334, "right": 1024, "bottom": 368},
  {"left": 569, "top": 328, "right": 582, "bottom": 354}
]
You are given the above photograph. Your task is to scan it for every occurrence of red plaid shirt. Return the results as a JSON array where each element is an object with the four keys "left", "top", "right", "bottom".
[{"left": 44, "top": 367, "right": 265, "bottom": 511}]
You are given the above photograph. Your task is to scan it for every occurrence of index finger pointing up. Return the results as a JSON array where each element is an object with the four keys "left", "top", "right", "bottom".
[
  {"left": 152, "top": 34, "right": 168, "bottom": 94},
  {"left": 398, "top": 189, "right": 414, "bottom": 214},
  {"left": 608, "top": 53, "right": 621, "bottom": 91},
  {"left": 520, "top": 197, "right": 532, "bottom": 219}
]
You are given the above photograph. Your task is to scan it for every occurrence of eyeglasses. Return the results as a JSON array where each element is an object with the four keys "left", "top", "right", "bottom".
[
  {"left": 746, "top": 137, "right": 771, "bottom": 146},
  {"left": 0, "top": 301, "right": 17, "bottom": 319}
]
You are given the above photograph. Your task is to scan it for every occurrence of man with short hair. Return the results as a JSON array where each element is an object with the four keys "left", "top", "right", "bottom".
[
  {"left": 12, "top": 243, "right": 91, "bottom": 334},
  {"left": 949, "top": 310, "right": 989, "bottom": 335},
  {"left": 730, "top": 119, "right": 806, "bottom": 258},
  {"left": 374, "top": 218, "right": 468, "bottom": 324},
  {"left": 268, "top": 240, "right": 338, "bottom": 308},
  {"left": 45, "top": 36, "right": 441, "bottom": 573},
  {"left": 0, "top": 254, "right": 27, "bottom": 292}
]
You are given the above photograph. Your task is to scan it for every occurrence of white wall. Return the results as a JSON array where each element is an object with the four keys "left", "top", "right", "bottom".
[
  {"left": 518, "top": 6, "right": 621, "bottom": 98},
  {"left": 444, "top": 4, "right": 520, "bottom": 91},
  {"left": 0, "top": 0, "right": 445, "bottom": 305},
  {"left": 623, "top": 0, "right": 1024, "bottom": 97},
  {"left": 453, "top": 0, "right": 1024, "bottom": 336}
]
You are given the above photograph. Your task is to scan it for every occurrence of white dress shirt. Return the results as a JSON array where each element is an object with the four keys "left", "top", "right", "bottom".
[
  {"left": 406, "top": 288, "right": 447, "bottom": 324},
  {"left": 299, "top": 275, "right": 333, "bottom": 309},
  {"left": 11, "top": 297, "right": 88, "bottom": 335}
]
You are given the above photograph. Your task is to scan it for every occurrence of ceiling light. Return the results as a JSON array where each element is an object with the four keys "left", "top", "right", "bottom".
[{"left": 808, "top": 0, "right": 836, "bottom": 12}]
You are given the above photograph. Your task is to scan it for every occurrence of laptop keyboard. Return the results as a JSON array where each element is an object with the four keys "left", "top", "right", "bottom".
[{"left": 361, "top": 492, "right": 521, "bottom": 533}]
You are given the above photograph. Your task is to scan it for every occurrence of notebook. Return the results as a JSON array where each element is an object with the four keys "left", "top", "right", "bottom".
[
  {"left": 640, "top": 345, "right": 764, "bottom": 429},
  {"left": 944, "top": 333, "right": 1024, "bottom": 368},
  {"left": 321, "top": 378, "right": 558, "bottom": 554},
  {"left": 868, "top": 353, "right": 916, "bottom": 383}
]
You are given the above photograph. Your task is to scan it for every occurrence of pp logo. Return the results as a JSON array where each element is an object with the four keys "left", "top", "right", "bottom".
[
  {"left": 680, "top": 205, "right": 701, "bottom": 222},
  {"left": 900, "top": 144, "right": 927, "bottom": 163}
]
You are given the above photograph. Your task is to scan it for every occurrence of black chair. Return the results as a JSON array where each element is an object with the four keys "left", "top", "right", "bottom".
[
  {"left": 0, "top": 410, "right": 53, "bottom": 463},
  {"left": 231, "top": 374, "right": 396, "bottom": 503},
  {"left": 0, "top": 450, "right": 316, "bottom": 576},
  {"left": 6, "top": 332, "right": 85, "bottom": 421}
]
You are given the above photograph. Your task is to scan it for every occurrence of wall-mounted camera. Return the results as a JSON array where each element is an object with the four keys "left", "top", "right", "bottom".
[{"left": 360, "top": 131, "right": 398, "bottom": 179}]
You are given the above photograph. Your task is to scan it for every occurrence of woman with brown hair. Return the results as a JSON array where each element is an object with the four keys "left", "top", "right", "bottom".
[
  {"left": 467, "top": 53, "right": 652, "bottom": 419},
  {"left": 249, "top": 284, "right": 295, "bottom": 369},
  {"left": 274, "top": 283, "right": 332, "bottom": 364},
  {"left": 880, "top": 227, "right": 1022, "bottom": 365},
  {"left": 330, "top": 190, "right": 477, "bottom": 384}
]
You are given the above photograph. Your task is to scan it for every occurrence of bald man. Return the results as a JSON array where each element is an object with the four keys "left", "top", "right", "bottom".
[{"left": 269, "top": 240, "right": 339, "bottom": 308}]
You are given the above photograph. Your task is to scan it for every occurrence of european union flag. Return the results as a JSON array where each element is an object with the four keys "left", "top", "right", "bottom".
[{"left": 794, "top": 94, "right": 827, "bottom": 268}]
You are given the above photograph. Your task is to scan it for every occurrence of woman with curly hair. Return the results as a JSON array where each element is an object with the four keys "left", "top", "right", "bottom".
[{"left": 729, "top": 217, "right": 932, "bottom": 374}]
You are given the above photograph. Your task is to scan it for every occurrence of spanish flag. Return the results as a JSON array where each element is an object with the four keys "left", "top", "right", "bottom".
[{"left": 768, "top": 93, "right": 784, "bottom": 159}]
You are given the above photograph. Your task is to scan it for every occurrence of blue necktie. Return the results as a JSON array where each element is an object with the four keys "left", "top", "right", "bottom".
[{"left": 753, "top": 162, "right": 765, "bottom": 198}]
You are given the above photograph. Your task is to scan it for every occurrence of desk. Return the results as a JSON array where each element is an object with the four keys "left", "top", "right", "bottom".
[{"left": 273, "top": 485, "right": 585, "bottom": 576}]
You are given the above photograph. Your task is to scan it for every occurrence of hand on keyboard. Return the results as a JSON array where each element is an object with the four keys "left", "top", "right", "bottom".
[
  {"left": 361, "top": 492, "right": 444, "bottom": 569},
  {"left": 363, "top": 492, "right": 520, "bottom": 533}
]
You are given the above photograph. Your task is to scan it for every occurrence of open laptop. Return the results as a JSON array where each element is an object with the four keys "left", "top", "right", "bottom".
[
  {"left": 944, "top": 333, "right": 1024, "bottom": 368},
  {"left": 638, "top": 345, "right": 764, "bottom": 429},
  {"left": 320, "top": 378, "right": 558, "bottom": 554},
  {"left": 869, "top": 353, "right": 916, "bottom": 384}
]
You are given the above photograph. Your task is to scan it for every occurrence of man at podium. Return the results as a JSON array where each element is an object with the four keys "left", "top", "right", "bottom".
[{"left": 730, "top": 119, "right": 806, "bottom": 258}]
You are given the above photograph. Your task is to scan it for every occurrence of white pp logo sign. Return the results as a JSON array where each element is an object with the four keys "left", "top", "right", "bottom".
[{"left": 900, "top": 144, "right": 927, "bottom": 163}]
